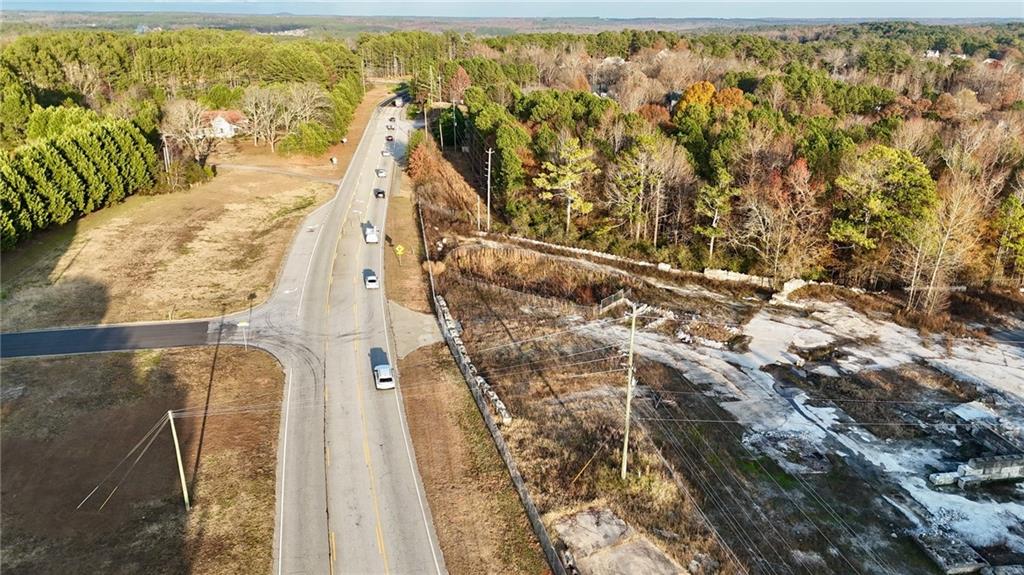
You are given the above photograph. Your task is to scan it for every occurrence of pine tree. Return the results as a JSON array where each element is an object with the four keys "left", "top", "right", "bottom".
[
  {"left": 74, "top": 127, "right": 120, "bottom": 207},
  {"left": 19, "top": 149, "right": 72, "bottom": 226},
  {"left": 39, "top": 144, "right": 86, "bottom": 213},
  {"left": 1, "top": 160, "right": 43, "bottom": 235},
  {"left": 54, "top": 136, "right": 106, "bottom": 214}
]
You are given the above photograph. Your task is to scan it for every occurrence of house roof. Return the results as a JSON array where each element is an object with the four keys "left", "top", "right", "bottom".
[{"left": 201, "top": 110, "right": 247, "bottom": 125}]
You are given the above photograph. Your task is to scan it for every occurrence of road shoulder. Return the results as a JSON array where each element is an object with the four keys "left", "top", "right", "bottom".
[{"left": 384, "top": 157, "right": 546, "bottom": 574}]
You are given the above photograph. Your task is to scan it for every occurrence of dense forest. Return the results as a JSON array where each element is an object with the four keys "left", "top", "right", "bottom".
[
  {"left": 0, "top": 29, "right": 365, "bottom": 248},
  {"left": 2, "top": 23, "right": 1023, "bottom": 317},
  {"left": 388, "top": 23, "right": 1024, "bottom": 316}
]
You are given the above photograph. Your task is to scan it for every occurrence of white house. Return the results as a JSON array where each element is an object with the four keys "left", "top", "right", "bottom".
[{"left": 202, "top": 110, "right": 247, "bottom": 139}]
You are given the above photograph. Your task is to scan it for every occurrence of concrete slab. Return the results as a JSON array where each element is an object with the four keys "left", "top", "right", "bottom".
[
  {"left": 553, "top": 508, "right": 686, "bottom": 575},
  {"left": 389, "top": 300, "right": 442, "bottom": 358}
]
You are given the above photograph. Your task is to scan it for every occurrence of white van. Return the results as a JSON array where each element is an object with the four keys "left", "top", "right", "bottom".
[
  {"left": 373, "top": 364, "right": 395, "bottom": 390},
  {"left": 363, "top": 226, "right": 380, "bottom": 243}
]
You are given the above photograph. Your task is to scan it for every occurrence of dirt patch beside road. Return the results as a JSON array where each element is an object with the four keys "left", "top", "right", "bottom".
[
  {"left": 383, "top": 177, "right": 433, "bottom": 313},
  {"left": 1, "top": 346, "right": 283, "bottom": 575},
  {"left": 399, "top": 343, "right": 546, "bottom": 575},
  {"left": 1, "top": 85, "right": 394, "bottom": 332}
]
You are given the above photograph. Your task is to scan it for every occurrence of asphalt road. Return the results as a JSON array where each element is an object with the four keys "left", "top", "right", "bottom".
[
  {"left": 1, "top": 100, "right": 445, "bottom": 574},
  {"left": 0, "top": 321, "right": 211, "bottom": 358}
]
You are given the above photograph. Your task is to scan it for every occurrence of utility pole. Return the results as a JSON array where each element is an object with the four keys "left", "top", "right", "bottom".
[
  {"left": 167, "top": 411, "right": 191, "bottom": 511},
  {"left": 450, "top": 82, "right": 458, "bottom": 150},
  {"left": 486, "top": 147, "right": 494, "bottom": 232},
  {"left": 437, "top": 73, "right": 445, "bottom": 150},
  {"left": 620, "top": 303, "right": 638, "bottom": 480}
]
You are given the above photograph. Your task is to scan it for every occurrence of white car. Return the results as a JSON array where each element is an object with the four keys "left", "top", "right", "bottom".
[
  {"left": 364, "top": 272, "right": 379, "bottom": 289},
  {"left": 363, "top": 226, "right": 380, "bottom": 243},
  {"left": 373, "top": 364, "right": 395, "bottom": 390},
  {"left": 381, "top": 149, "right": 391, "bottom": 157},
  {"left": 375, "top": 168, "right": 386, "bottom": 177}
]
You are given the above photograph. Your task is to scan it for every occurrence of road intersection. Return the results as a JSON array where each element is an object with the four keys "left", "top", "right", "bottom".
[{"left": 0, "top": 99, "right": 446, "bottom": 574}]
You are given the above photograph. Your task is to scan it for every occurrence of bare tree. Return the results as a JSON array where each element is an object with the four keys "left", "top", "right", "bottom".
[
  {"left": 448, "top": 65, "right": 472, "bottom": 102},
  {"left": 892, "top": 118, "right": 940, "bottom": 162},
  {"left": 285, "top": 83, "right": 330, "bottom": 126},
  {"left": 162, "top": 99, "right": 218, "bottom": 164},
  {"left": 63, "top": 61, "right": 105, "bottom": 106},
  {"left": 242, "top": 86, "right": 282, "bottom": 149},
  {"left": 732, "top": 159, "right": 829, "bottom": 283}
]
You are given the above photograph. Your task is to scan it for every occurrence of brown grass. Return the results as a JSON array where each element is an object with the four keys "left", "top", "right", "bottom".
[
  {"left": 399, "top": 343, "right": 547, "bottom": 575},
  {"left": 788, "top": 284, "right": 989, "bottom": 339},
  {"left": 0, "top": 346, "right": 282, "bottom": 575},
  {"left": 445, "top": 247, "right": 632, "bottom": 305},
  {"left": 1, "top": 85, "right": 394, "bottom": 332},
  {"left": 383, "top": 178, "right": 432, "bottom": 314},
  {"left": 801, "top": 363, "right": 978, "bottom": 439}
]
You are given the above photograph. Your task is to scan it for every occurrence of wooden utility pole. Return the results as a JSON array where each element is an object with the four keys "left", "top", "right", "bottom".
[
  {"left": 167, "top": 411, "right": 191, "bottom": 511},
  {"left": 486, "top": 147, "right": 494, "bottom": 232},
  {"left": 437, "top": 74, "right": 445, "bottom": 149},
  {"left": 620, "top": 304, "right": 638, "bottom": 480}
]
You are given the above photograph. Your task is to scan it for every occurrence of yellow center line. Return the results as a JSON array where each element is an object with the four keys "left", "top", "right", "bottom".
[
  {"left": 320, "top": 112, "right": 389, "bottom": 574},
  {"left": 329, "top": 531, "right": 337, "bottom": 574},
  {"left": 352, "top": 295, "right": 391, "bottom": 573}
]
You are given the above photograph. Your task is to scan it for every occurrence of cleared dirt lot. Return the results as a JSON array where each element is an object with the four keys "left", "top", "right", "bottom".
[
  {"left": 400, "top": 343, "right": 547, "bottom": 575},
  {"left": 1, "top": 84, "right": 394, "bottom": 332},
  {"left": 0, "top": 346, "right": 283, "bottom": 575}
]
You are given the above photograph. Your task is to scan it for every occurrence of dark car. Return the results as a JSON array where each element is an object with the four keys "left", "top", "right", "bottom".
[
  {"left": 388, "top": 117, "right": 396, "bottom": 122},
  {"left": 373, "top": 188, "right": 386, "bottom": 198},
  {"left": 385, "top": 135, "right": 394, "bottom": 142}
]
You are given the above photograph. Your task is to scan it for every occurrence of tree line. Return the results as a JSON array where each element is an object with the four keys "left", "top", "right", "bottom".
[
  {"left": 1, "top": 28, "right": 367, "bottom": 249},
  {"left": 1, "top": 119, "right": 158, "bottom": 249},
  {"left": 451, "top": 70, "right": 1023, "bottom": 314}
]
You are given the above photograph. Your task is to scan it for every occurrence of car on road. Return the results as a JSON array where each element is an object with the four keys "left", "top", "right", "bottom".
[
  {"left": 363, "top": 225, "right": 380, "bottom": 243},
  {"left": 375, "top": 168, "right": 386, "bottom": 177},
  {"left": 386, "top": 125, "right": 396, "bottom": 130},
  {"left": 373, "top": 188, "right": 386, "bottom": 198},
  {"left": 388, "top": 117, "right": 396, "bottom": 122},
  {"left": 364, "top": 271, "right": 379, "bottom": 289},
  {"left": 385, "top": 135, "right": 395, "bottom": 142},
  {"left": 381, "top": 149, "right": 391, "bottom": 157},
  {"left": 373, "top": 364, "right": 395, "bottom": 390}
]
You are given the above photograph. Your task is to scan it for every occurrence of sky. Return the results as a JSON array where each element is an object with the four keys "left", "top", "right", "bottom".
[{"left": 5, "top": 1, "right": 1023, "bottom": 20}]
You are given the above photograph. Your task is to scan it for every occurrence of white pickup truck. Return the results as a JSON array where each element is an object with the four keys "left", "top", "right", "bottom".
[{"left": 363, "top": 225, "right": 380, "bottom": 244}]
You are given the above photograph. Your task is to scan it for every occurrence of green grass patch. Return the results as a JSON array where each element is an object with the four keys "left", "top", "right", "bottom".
[
  {"left": 736, "top": 457, "right": 799, "bottom": 490},
  {"left": 267, "top": 195, "right": 316, "bottom": 222}
]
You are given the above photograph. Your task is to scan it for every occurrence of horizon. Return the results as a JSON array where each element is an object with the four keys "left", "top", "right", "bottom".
[{"left": 5, "top": 1, "right": 1023, "bottom": 21}]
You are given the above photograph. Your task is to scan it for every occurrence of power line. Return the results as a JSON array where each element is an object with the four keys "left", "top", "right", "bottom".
[
  {"left": 484, "top": 354, "right": 622, "bottom": 380},
  {"left": 472, "top": 319, "right": 614, "bottom": 354}
]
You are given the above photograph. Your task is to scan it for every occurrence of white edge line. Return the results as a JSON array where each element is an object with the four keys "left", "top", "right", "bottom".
[
  {"left": 277, "top": 368, "right": 293, "bottom": 575},
  {"left": 379, "top": 118, "right": 444, "bottom": 575},
  {"left": 297, "top": 221, "right": 328, "bottom": 317}
]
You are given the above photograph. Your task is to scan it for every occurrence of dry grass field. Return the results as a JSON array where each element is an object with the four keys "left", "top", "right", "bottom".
[
  {"left": 0, "top": 346, "right": 283, "bottom": 575},
  {"left": 1, "top": 84, "right": 394, "bottom": 332}
]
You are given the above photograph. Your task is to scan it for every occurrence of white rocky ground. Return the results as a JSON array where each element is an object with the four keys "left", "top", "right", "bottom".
[{"left": 579, "top": 296, "right": 1024, "bottom": 554}]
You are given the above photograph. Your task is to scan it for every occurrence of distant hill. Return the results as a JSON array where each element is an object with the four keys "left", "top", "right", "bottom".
[{"left": 3, "top": 11, "right": 1020, "bottom": 37}]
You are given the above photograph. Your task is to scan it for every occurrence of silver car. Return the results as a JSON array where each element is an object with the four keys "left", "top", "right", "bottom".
[
  {"left": 373, "top": 364, "right": 395, "bottom": 390},
  {"left": 364, "top": 272, "right": 379, "bottom": 289}
]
